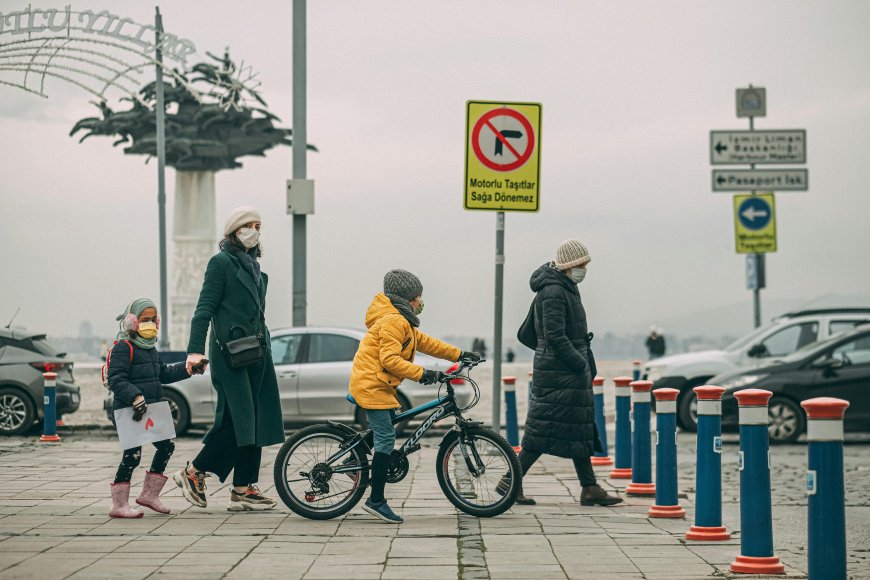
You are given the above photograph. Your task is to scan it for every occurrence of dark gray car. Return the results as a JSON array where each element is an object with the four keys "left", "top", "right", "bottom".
[{"left": 0, "top": 328, "right": 80, "bottom": 435}]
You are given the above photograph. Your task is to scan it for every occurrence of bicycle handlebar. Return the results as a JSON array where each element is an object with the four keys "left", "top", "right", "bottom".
[{"left": 443, "top": 358, "right": 485, "bottom": 381}]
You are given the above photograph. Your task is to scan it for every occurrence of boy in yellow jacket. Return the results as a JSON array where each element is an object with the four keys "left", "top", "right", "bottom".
[{"left": 350, "top": 269, "right": 479, "bottom": 523}]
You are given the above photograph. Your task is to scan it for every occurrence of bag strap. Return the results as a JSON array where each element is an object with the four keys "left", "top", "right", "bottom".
[{"left": 124, "top": 340, "right": 133, "bottom": 362}]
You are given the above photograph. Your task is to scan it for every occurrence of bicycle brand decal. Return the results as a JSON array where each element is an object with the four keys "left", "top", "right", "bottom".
[{"left": 404, "top": 405, "right": 445, "bottom": 451}]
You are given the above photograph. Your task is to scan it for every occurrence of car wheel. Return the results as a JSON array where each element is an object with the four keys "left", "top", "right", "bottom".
[
  {"left": 0, "top": 388, "right": 36, "bottom": 436},
  {"left": 678, "top": 391, "right": 699, "bottom": 433},
  {"left": 767, "top": 397, "right": 804, "bottom": 444},
  {"left": 162, "top": 389, "right": 190, "bottom": 436}
]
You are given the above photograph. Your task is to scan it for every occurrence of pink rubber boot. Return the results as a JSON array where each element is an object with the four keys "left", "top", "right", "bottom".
[
  {"left": 109, "top": 482, "right": 144, "bottom": 518},
  {"left": 136, "top": 471, "right": 171, "bottom": 514}
]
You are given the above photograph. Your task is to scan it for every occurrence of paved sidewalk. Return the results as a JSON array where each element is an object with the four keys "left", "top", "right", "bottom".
[{"left": 0, "top": 435, "right": 867, "bottom": 579}]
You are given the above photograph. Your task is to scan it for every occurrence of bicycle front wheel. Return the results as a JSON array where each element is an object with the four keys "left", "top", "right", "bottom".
[
  {"left": 273, "top": 424, "right": 369, "bottom": 520},
  {"left": 435, "top": 426, "right": 521, "bottom": 517}
]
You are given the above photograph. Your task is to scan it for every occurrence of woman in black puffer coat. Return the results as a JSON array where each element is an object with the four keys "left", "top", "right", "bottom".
[{"left": 507, "top": 240, "right": 622, "bottom": 507}]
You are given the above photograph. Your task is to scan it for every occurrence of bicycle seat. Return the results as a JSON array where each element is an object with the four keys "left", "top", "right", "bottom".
[{"left": 345, "top": 393, "right": 359, "bottom": 407}]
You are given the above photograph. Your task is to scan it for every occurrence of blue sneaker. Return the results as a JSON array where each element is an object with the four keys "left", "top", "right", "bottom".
[{"left": 363, "top": 498, "right": 403, "bottom": 523}]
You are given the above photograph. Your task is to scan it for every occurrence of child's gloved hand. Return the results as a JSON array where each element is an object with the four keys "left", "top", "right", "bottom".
[
  {"left": 186, "top": 353, "right": 206, "bottom": 375},
  {"left": 420, "top": 370, "right": 446, "bottom": 385},
  {"left": 132, "top": 396, "right": 147, "bottom": 422},
  {"left": 459, "top": 351, "right": 481, "bottom": 363}
]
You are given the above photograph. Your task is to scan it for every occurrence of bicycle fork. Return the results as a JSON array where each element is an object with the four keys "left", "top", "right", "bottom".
[{"left": 456, "top": 429, "right": 486, "bottom": 477}]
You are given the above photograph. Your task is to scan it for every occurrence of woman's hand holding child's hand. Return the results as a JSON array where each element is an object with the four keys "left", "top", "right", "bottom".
[{"left": 186, "top": 353, "right": 206, "bottom": 375}]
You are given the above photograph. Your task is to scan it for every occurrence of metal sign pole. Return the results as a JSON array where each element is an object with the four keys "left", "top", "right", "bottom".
[
  {"left": 492, "top": 211, "right": 505, "bottom": 432},
  {"left": 749, "top": 112, "right": 762, "bottom": 329},
  {"left": 292, "top": 0, "right": 307, "bottom": 327},
  {"left": 154, "top": 7, "right": 170, "bottom": 349}
]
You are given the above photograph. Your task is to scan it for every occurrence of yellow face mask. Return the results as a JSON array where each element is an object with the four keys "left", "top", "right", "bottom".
[{"left": 137, "top": 321, "right": 158, "bottom": 339}]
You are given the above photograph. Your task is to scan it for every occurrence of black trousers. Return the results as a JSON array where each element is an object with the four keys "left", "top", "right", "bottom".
[
  {"left": 193, "top": 407, "right": 262, "bottom": 486},
  {"left": 518, "top": 448, "right": 596, "bottom": 487},
  {"left": 115, "top": 439, "right": 175, "bottom": 484}
]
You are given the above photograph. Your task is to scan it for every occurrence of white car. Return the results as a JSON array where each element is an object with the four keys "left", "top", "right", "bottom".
[
  {"left": 104, "top": 326, "right": 469, "bottom": 435},
  {"left": 644, "top": 307, "right": 870, "bottom": 431}
]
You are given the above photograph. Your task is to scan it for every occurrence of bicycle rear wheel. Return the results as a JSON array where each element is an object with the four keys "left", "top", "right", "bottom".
[
  {"left": 273, "top": 424, "right": 369, "bottom": 520},
  {"left": 436, "top": 426, "right": 521, "bottom": 517}
]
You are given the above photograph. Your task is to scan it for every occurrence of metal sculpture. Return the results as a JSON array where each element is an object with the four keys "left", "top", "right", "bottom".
[{"left": 69, "top": 50, "right": 301, "bottom": 171}]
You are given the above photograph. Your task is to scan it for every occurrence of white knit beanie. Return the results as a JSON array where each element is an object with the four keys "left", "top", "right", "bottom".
[
  {"left": 223, "top": 206, "right": 262, "bottom": 237},
  {"left": 554, "top": 239, "right": 591, "bottom": 270}
]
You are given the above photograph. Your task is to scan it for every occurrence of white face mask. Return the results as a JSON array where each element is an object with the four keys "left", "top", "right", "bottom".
[
  {"left": 569, "top": 268, "right": 587, "bottom": 284},
  {"left": 237, "top": 227, "right": 260, "bottom": 249}
]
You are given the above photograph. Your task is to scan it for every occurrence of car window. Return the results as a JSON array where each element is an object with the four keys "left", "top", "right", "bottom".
[
  {"left": 829, "top": 320, "right": 867, "bottom": 337},
  {"left": 759, "top": 322, "right": 818, "bottom": 357},
  {"left": 0, "top": 335, "right": 61, "bottom": 356},
  {"left": 830, "top": 334, "right": 870, "bottom": 366},
  {"left": 307, "top": 334, "right": 359, "bottom": 364},
  {"left": 271, "top": 334, "right": 303, "bottom": 365}
]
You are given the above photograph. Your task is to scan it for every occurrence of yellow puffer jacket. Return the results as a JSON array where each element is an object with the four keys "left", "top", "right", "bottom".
[{"left": 349, "top": 293, "right": 461, "bottom": 410}]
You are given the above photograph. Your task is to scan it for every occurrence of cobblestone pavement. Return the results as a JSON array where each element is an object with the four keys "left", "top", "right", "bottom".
[{"left": 1, "top": 430, "right": 868, "bottom": 580}]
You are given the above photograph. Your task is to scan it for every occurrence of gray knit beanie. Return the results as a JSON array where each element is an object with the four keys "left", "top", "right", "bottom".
[
  {"left": 383, "top": 269, "right": 423, "bottom": 301},
  {"left": 554, "top": 239, "right": 591, "bottom": 270}
]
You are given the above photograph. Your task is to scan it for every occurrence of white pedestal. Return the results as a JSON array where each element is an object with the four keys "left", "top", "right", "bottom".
[{"left": 170, "top": 170, "right": 216, "bottom": 351}]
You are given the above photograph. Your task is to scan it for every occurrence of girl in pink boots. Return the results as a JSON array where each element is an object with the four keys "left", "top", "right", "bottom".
[{"left": 106, "top": 298, "right": 192, "bottom": 518}]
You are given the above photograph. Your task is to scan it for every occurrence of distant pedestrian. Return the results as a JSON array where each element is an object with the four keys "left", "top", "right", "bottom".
[
  {"left": 505, "top": 348, "right": 515, "bottom": 363},
  {"left": 506, "top": 239, "right": 622, "bottom": 507},
  {"left": 478, "top": 339, "right": 488, "bottom": 360},
  {"left": 175, "top": 206, "right": 283, "bottom": 512},
  {"left": 106, "top": 298, "right": 190, "bottom": 518},
  {"left": 645, "top": 326, "right": 666, "bottom": 359},
  {"left": 349, "top": 269, "right": 479, "bottom": 523}
]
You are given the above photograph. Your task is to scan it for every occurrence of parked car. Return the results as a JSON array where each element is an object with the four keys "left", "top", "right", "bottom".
[
  {"left": 0, "top": 327, "right": 80, "bottom": 435},
  {"left": 713, "top": 323, "right": 870, "bottom": 443},
  {"left": 104, "top": 326, "right": 469, "bottom": 436},
  {"left": 645, "top": 307, "right": 870, "bottom": 431}
]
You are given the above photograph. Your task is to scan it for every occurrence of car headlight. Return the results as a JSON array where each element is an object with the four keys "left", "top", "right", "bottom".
[
  {"left": 719, "top": 374, "right": 767, "bottom": 390},
  {"left": 645, "top": 367, "right": 664, "bottom": 382}
]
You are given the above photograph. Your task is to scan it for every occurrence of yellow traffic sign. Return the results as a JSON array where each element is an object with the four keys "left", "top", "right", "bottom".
[
  {"left": 465, "top": 101, "right": 541, "bottom": 211},
  {"left": 734, "top": 193, "right": 776, "bottom": 253}
]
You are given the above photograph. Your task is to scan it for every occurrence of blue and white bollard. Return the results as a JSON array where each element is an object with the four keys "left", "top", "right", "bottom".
[
  {"left": 632, "top": 360, "right": 641, "bottom": 382},
  {"left": 686, "top": 385, "right": 731, "bottom": 541},
  {"left": 626, "top": 380, "right": 655, "bottom": 496},
  {"left": 591, "top": 376, "right": 613, "bottom": 467},
  {"left": 39, "top": 372, "right": 61, "bottom": 443},
  {"left": 802, "top": 397, "right": 849, "bottom": 580},
  {"left": 730, "top": 389, "right": 784, "bottom": 575},
  {"left": 649, "top": 388, "right": 684, "bottom": 517},
  {"left": 609, "top": 376, "right": 633, "bottom": 479},
  {"left": 503, "top": 376, "right": 520, "bottom": 449}
]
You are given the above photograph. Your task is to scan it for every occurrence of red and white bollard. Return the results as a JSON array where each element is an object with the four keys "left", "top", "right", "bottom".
[{"left": 648, "top": 388, "right": 685, "bottom": 518}]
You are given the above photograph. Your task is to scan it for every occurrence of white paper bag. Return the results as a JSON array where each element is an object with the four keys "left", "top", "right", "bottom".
[{"left": 114, "top": 401, "right": 177, "bottom": 450}]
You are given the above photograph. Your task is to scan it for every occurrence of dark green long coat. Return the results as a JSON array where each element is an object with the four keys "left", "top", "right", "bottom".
[{"left": 187, "top": 250, "right": 284, "bottom": 448}]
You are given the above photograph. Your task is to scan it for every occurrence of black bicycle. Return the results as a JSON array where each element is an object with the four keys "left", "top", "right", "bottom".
[{"left": 273, "top": 360, "right": 522, "bottom": 519}]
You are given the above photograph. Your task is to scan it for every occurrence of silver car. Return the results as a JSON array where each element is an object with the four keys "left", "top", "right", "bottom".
[{"left": 104, "top": 326, "right": 468, "bottom": 435}]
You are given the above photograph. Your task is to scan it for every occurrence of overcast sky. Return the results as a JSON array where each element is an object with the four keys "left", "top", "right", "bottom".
[{"left": 1, "top": 0, "right": 869, "bottom": 346}]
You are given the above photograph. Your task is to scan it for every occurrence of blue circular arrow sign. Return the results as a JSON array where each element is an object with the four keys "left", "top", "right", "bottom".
[{"left": 738, "top": 197, "right": 772, "bottom": 230}]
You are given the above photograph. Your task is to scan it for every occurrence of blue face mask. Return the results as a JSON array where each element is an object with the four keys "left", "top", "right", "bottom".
[{"left": 570, "top": 268, "right": 587, "bottom": 284}]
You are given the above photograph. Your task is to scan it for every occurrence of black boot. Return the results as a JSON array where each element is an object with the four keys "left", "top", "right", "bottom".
[
  {"left": 496, "top": 475, "right": 536, "bottom": 505},
  {"left": 580, "top": 484, "right": 623, "bottom": 506}
]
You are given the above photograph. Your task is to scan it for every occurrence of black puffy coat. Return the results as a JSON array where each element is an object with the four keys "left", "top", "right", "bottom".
[
  {"left": 521, "top": 263, "right": 599, "bottom": 459},
  {"left": 107, "top": 341, "right": 189, "bottom": 413}
]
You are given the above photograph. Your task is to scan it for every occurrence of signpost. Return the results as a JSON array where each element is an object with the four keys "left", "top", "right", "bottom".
[
  {"left": 710, "top": 86, "right": 808, "bottom": 329},
  {"left": 710, "top": 129, "right": 806, "bottom": 165},
  {"left": 465, "top": 100, "right": 542, "bottom": 433},
  {"left": 712, "top": 169, "right": 807, "bottom": 192}
]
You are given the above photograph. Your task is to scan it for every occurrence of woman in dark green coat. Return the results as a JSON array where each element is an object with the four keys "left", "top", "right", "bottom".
[{"left": 173, "top": 206, "right": 284, "bottom": 512}]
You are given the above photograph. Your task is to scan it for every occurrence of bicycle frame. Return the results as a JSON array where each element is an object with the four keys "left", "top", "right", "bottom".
[{"left": 323, "top": 369, "right": 480, "bottom": 476}]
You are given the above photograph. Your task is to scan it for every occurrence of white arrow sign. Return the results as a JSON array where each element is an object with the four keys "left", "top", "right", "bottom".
[{"left": 741, "top": 206, "right": 769, "bottom": 222}]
